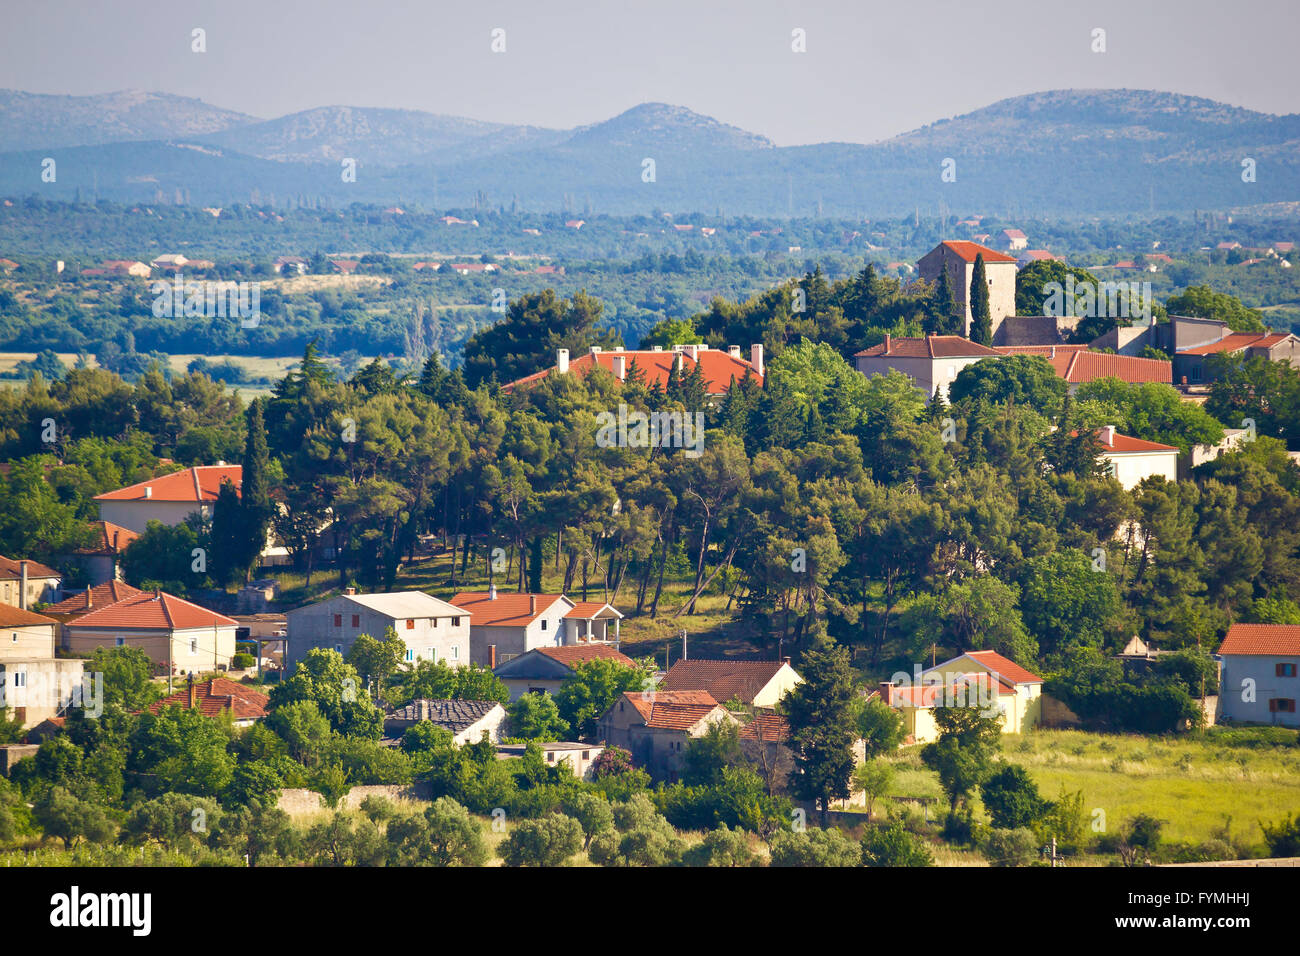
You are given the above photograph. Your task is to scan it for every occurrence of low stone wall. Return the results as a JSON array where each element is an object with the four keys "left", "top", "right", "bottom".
[
  {"left": 278, "top": 782, "right": 433, "bottom": 815},
  {"left": 0, "top": 744, "right": 39, "bottom": 777}
]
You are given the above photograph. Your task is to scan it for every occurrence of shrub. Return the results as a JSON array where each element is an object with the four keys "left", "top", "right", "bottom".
[
  {"left": 983, "top": 827, "right": 1037, "bottom": 867},
  {"left": 861, "top": 823, "right": 934, "bottom": 867},
  {"left": 499, "top": 813, "right": 584, "bottom": 867},
  {"left": 768, "top": 827, "right": 861, "bottom": 867}
]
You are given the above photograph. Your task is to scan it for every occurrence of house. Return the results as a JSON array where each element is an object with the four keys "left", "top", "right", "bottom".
[
  {"left": 67, "top": 520, "right": 139, "bottom": 587},
  {"left": 446, "top": 263, "right": 499, "bottom": 275},
  {"left": 877, "top": 650, "right": 1043, "bottom": 743},
  {"left": 496, "top": 741, "right": 605, "bottom": 779},
  {"left": 0, "top": 556, "right": 62, "bottom": 609},
  {"left": 0, "top": 258, "right": 18, "bottom": 272},
  {"left": 565, "top": 220, "right": 585, "bottom": 230},
  {"left": 147, "top": 675, "right": 270, "bottom": 727},
  {"left": 1216, "top": 624, "right": 1300, "bottom": 727},
  {"left": 273, "top": 256, "right": 308, "bottom": 275},
  {"left": 997, "top": 228, "right": 1029, "bottom": 251},
  {"left": 503, "top": 343, "right": 765, "bottom": 397},
  {"left": 93, "top": 464, "right": 243, "bottom": 535},
  {"left": 0, "top": 604, "right": 85, "bottom": 729},
  {"left": 597, "top": 690, "right": 739, "bottom": 780},
  {"left": 492, "top": 644, "right": 638, "bottom": 701},
  {"left": 1093, "top": 426, "right": 1178, "bottom": 489},
  {"left": 101, "top": 260, "right": 151, "bottom": 278},
  {"left": 330, "top": 259, "right": 359, "bottom": 274},
  {"left": 451, "top": 589, "right": 576, "bottom": 667},
  {"left": 383, "top": 699, "right": 507, "bottom": 745},
  {"left": 62, "top": 589, "right": 238, "bottom": 676},
  {"left": 1172, "top": 331, "right": 1300, "bottom": 386},
  {"left": 149, "top": 254, "right": 188, "bottom": 269},
  {"left": 285, "top": 590, "right": 470, "bottom": 671},
  {"left": 564, "top": 601, "right": 623, "bottom": 645},
  {"left": 853, "top": 334, "right": 1002, "bottom": 402},
  {"left": 1016, "top": 249, "right": 1057, "bottom": 268},
  {"left": 995, "top": 345, "right": 1172, "bottom": 390},
  {"left": 659, "top": 658, "right": 802, "bottom": 708},
  {"left": 916, "top": 241, "right": 1018, "bottom": 340}
]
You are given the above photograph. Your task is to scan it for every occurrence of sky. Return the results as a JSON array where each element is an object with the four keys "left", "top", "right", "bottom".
[{"left": 2, "top": 0, "right": 1297, "bottom": 145}]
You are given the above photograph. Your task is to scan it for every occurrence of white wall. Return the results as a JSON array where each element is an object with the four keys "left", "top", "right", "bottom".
[{"left": 1219, "top": 655, "right": 1300, "bottom": 727}]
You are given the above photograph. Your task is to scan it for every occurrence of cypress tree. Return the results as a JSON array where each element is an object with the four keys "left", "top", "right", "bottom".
[
  {"left": 929, "top": 266, "right": 959, "bottom": 336},
  {"left": 239, "top": 398, "right": 274, "bottom": 582},
  {"left": 969, "top": 254, "right": 993, "bottom": 345}
]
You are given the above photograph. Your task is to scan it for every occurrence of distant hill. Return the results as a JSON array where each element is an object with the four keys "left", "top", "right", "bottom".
[
  {"left": 2, "top": 88, "right": 1297, "bottom": 216},
  {"left": 0, "top": 89, "right": 257, "bottom": 151}
]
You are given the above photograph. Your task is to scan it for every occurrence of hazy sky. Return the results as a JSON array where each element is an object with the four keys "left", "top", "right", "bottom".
[{"left": 2, "top": 0, "right": 1297, "bottom": 145}]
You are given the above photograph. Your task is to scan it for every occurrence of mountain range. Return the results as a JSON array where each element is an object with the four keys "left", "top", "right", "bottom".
[{"left": 1, "top": 88, "right": 1297, "bottom": 217}]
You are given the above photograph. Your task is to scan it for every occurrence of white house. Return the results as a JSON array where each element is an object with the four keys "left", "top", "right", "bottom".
[
  {"left": 93, "top": 464, "right": 243, "bottom": 535},
  {"left": 1094, "top": 426, "right": 1179, "bottom": 489},
  {"left": 659, "top": 658, "right": 802, "bottom": 708},
  {"left": 0, "top": 604, "right": 85, "bottom": 728},
  {"left": 1217, "top": 624, "right": 1300, "bottom": 727},
  {"left": 62, "top": 589, "right": 238, "bottom": 676},
  {"left": 286, "top": 590, "right": 470, "bottom": 671},
  {"left": 853, "top": 334, "right": 1003, "bottom": 402},
  {"left": 451, "top": 589, "right": 581, "bottom": 668}
]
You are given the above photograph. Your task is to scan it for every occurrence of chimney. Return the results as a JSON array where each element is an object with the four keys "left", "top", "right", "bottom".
[
  {"left": 728, "top": 346, "right": 741, "bottom": 358},
  {"left": 672, "top": 352, "right": 683, "bottom": 372},
  {"left": 651, "top": 345, "right": 663, "bottom": 352},
  {"left": 751, "top": 343, "right": 764, "bottom": 376},
  {"left": 884, "top": 333, "right": 891, "bottom": 352},
  {"left": 529, "top": 595, "right": 537, "bottom": 615},
  {"left": 18, "top": 560, "right": 27, "bottom": 610},
  {"left": 612, "top": 355, "right": 627, "bottom": 381},
  {"left": 556, "top": 348, "right": 570, "bottom": 374},
  {"left": 1101, "top": 425, "right": 1116, "bottom": 446},
  {"left": 589, "top": 345, "right": 602, "bottom": 358},
  {"left": 879, "top": 681, "right": 895, "bottom": 706},
  {"left": 1050, "top": 346, "right": 1056, "bottom": 358},
  {"left": 614, "top": 346, "right": 625, "bottom": 352},
  {"left": 343, "top": 586, "right": 356, "bottom": 596},
  {"left": 144, "top": 487, "right": 153, "bottom": 499},
  {"left": 187, "top": 672, "right": 197, "bottom": 709},
  {"left": 488, "top": 644, "right": 497, "bottom": 669},
  {"left": 489, "top": 583, "right": 497, "bottom": 600},
  {"left": 1180, "top": 376, "right": 1188, "bottom": 386}
]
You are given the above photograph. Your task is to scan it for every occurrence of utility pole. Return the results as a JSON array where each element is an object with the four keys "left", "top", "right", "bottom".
[{"left": 681, "top": 629, "right": 687, "bottom": 661}]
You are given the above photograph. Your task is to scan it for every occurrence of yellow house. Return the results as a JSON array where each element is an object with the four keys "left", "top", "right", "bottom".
[{"left": 879, "top": 650, "right": 1043, "bottom": 744}]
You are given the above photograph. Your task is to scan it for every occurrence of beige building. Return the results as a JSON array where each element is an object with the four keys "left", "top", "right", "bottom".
[
  {"left": 451, "top": 590, "right": 580, "bottom": 668},
  {"left": 0, "top": 604, "right": 86, "bottom": 728},
  {"left": 492, "top": 644, "right": 639, "bottom": 702},
  {"left": 878, "top": 650, "right": 1043, "bottom": 744},
  {"left": 286, "top": 590, "right": 470, "bottom": 671},
  {"left": 659, "top": 658, "right": 802, "bottom": 709},
  {"left": 854, "top": 334, "right": 1003, "bottom": 402},
  {"left": 0, "top": 556, "right": 62, "bottom": 610},
  {"left": 496, "top": 741, "right": 606, "bottom": 779},
  {"left": 917, "top": 240, "right": 1018, "bottom": 340},
  {"left": 62, "top": 589, "right": 238, "bottom": 676},
  {"left": 93, "top": 464, "right": 243, "bottom": 535},
  {"left": 597, "top": 690, "right": 739, "bottom": 781}
]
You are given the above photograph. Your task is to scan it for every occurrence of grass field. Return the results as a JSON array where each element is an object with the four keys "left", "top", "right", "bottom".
[{"left": 883, "top": 728, "right": 1300, "bottom": 855}]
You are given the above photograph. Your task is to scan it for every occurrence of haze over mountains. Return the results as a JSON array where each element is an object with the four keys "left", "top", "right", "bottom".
[{"left": 1, "top": 88, "right": 1296, "bottom": 217}]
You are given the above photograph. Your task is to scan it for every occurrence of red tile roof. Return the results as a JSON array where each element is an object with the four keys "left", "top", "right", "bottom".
[
  {"left": 0, "top": 604, "right": 57, "bottom": 627},
  {"left": 44, "top": 580, "right": 145, "bottom": 616},
  {"left": 563, "top": 601, "right": 621, "bottom": 619},
  {"left": 620, "top": 690, "right": 721, "bottom": 730},
  {"left": 77, "top": 520, "right": 140, "bottom": 555},
  {"left": 660, "top": 659, "right": 793, "bottom": 705},
  {"left": 535, "top": 644, "right": 636, "bottom": 668},
  {"left": 93, "top": 465, "right": 242, "bottom": 503},
  {"left": 148, "top": 677, "right": 269, "bottom": 720},
  {"left": 890, "top": 672, "right": 1015, "bottom": 706},
  {"left": 963, "top": 650, "right": 1043, "bottom": 685},
  {"left": 855, "top": 335, "right": 1002, "bottom": 359},
  {"left": 1218, "top": 624, "right": 1300, "bottom": 657},
  {"left": 503, "top": 347, "right": 763, "bottom": 395},
  {"left": 449, "top": 592, "right": 570, "bottom": 628},
  {"left": 738, "top": 712, "right": 789, "bottom": 743},
  {"left": 68, "top": 590, "right": 238, "bottom": 630},
  {"left": 935, "top": 240, "right": 1019, "bottom": 264},
  {"left": 996, "top": 347, "right": 1172, "bottom": 384},
  {"left": 1095, "top": 429, "right": 1178, "bottom": 453},
  {"left": 1179, "top": 332, "right": 1292, "bottom": 356},
  {"left": 0, "top": 555, "right": 61, "bottom": 581}
]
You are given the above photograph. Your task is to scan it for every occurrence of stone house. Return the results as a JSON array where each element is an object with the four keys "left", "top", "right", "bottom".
[
  {"left": 597, "top": 690, "right": 739, "bottom": 781},
  {"left": 916, "top": 240, "right": 1018, "bottom": 340},
  {"left": 286, "top": 590, "right": 470, "bottom": 671}
]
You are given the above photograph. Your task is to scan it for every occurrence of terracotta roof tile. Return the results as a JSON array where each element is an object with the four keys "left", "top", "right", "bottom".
[
  {"left": 563, "top": 601, "right": 622, "bottom": 619},
  {"left": 93, "top": 465, "right": 242, "bottom": 503},
  {"left": 1179, "top": 333, "right": 1294, "bottom": 356},
  {"left": 855, "top": 335, "right": 1002, "bottom": 359},
  {"left": 449, "top": 592, "right": 570, "bottom": 627},
  {"left": 148, "top": 677, "right": 269, "bottom": 720},
  {"left": 620, "top": 690, "right": 720, "bottom": 729},
  {"left": 77, "top": 520, "right": 140, "bottom": 555},
  {"left": 0, "top": 555, "right": 60, "bottom": 581},
  {"left": 936, "top": 240, "right": 1019, "bottom": 264},
  {"left": 68, "top": 590, "right": 237, "bottom": 630},
  {"left": 963, "top": 650, "right": 1043, "bottom": 684},
  {"left": 1218, "top": 624, "right": 1300, "bottom": 657},
  {"left": 44, "top": 581, "right": 145, "bottom": 615},
  {"left": 0, "top": 604, "right": 57, "bottom": 627},
  {"left": 997, "top": 347, "right": 1171, "bottom": 384},
  {"left": 660, "top": 659, "right": 792, "bottom": 705},
  {"left": 535, "top": 644, "right": 636, "bottom": 668},
  {"left": 503, "top": 348, "right": 763, "bottom": 395},
  {"left": 738, "top": 712, "right": 789, "bottom": 743}
]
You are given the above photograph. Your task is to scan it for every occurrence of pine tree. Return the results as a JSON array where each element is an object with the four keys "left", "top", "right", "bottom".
[
  {"left": 239, "top": 399, "right": 274, "bottom": 582},
  {"left": 969, "top": 254, "right": 993, "bottom": 345}
]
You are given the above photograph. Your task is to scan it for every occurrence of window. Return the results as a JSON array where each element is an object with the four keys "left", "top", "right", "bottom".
[
  {"left": 541, "top": 619, "right": 548, "bottom": 631},
  {"left": 406, "top": 619, "right": 415, "bottom": 630},
  {"left": 546, "top": 752, "right": 555, "bottom": 762},
  {"left": 582, "top": 751, "right": 590, "bottom": 760},
  {"left": 190, "top": 639, "right": 198, "bottom": 654},
  {"left": 12, "top": 671, "right": 25, "bottom": 688},
  {"left": 426, "top": 648, "right": 435, "bottom": 661},
  {"left": 115, "top": 637, "right": 125, "bottom": 647},
  {"left": 1278, "top": 663, "right": 1297, "bottom": 678},
  {"left": 334, "top": 644, "right": 343, "bottom": 653},
  {"left": 452, "top": 646, "right": 459, "bottom": 660},
  {"left": 10, "top": 633, "right": 16, "bottom": 643},
  {"left": 405, "top": 648, "right": 414, "bottom": 662},
  {"left": 453, "top": 617, "right": 461, "bottom": 627},
  {"left": 333, "top": 614, "right": 342, "bottom": 627},
  {"left": 1269, "top": 698, "right": 1297, "bottom": 713},
  {"left": 351, "top": 614, "right": 360, "bottom": 628}
]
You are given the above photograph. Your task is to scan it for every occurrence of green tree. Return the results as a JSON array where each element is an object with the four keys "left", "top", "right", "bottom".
[
  {"left": 88, "top": 645, "right": 162, "bottom": 710},
  {"left": 852, "top": 760, "right": 894, "bottom": 818},
  {"left": 269, "top": 648, "right": 383, "bottom": 739},
  {"left": 508, "top": 692, "right": 569, "bottom": 741},
  {"left": 969, "top": 253, "right": 993, "bottom": 345},
  {"left": 980, "top": 764, "right": 1047, "bottom": 829},
  {"left": 768, "top": 827, "right": 861, "bottom": 866},
  {"left": 554, "top": 657, "right": 648, "bottom": 740},
  {"left": 860, "top": 822, "right": 934, "bottom": 867},
  {"left": 347, "top": 629, "right": 406, "bottom": 703},
  {"left": 499, "top": 813, "right": 585, "bottom": 866},
  {"left": 920, "top": 705, "right": 1003, "bottom": 812},
  {"left": 783, "top": 643, "right": 858, "bottom": 826}
]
